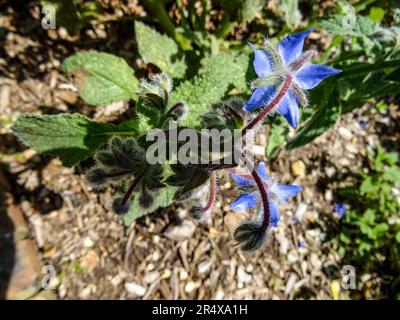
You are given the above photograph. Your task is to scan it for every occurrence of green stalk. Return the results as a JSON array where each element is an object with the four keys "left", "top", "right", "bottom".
[
  {"left": 140, "top": 0, "right": 192, "bottom": 51},
  {"left": 337, "top": 60, "right": 400, "bottom": 79},
  {"left": 319, "top": 35, "right": 343, "bottom": 64},
  {"left": 216, "top": 16, "right": 236, "bottom": 39}
]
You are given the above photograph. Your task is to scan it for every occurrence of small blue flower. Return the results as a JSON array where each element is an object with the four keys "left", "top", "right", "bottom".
[
  {"left": 334, "top": 203, "right": 347, "bottom": 218},
  {"left": 244, "top": 28, "right": 341, "bottom": 128},
  {"left": 230, "top": 162, "right": 303, "bottom": 227},
  {"left": 298, "top": 241, "right": 305, "bottom": 248},
  {"left": 359, "top": 120, "right": 368, "bottom": 129}
]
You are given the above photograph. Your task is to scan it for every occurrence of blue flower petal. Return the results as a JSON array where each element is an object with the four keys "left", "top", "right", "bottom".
[
  {"left": 295, "top": 63, "right": 341, "bottom": 89},
  {"left": 243, "top": 85, "right": 276, "bottom": 112},
  {"left": 256, "top": 161, "right": 268, "bottom": 180},
  {"left": 278, "top": 28, "right": 315, "bottom": 65},
  {"left": 269, "top": 199, "right": 280, "bottom": 227},
  {"left": 230, "top": 172, "right": 254, "bottom": 187},
  {"left": 334, "top": 203, "right": 347, "bottom": 218},
  {"left": 272, "top": 184, "right": 303, "bottom": 201},
  {"left": 276, "top": 91, "right": 300, "bottom": 128},
  {"left": 248, "top": 42, "right": 274, "bottom": 78},
  {"left": 230, "top": 193, "right": 257, "bottom": 211}
]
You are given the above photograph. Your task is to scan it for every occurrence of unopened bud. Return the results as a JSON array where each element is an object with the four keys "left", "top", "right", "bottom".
[
  {"left": 234, "top": 221, "right": 266, "bottom": 251},
  {"left": 169, "top": 102, "right": 188, "bottom": 121},
  {"left": 112, "top": 197, "right": 131, "bottom": 215},
  {"left": 86, "top": 168, "right": 107, "bottom": 186},
  {"left": 139, "top": 192, "right": 154, "bottom": 209}
]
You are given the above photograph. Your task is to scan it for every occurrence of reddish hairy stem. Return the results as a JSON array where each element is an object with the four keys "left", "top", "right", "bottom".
[
  {"left": 120, "top": 172, "right": 143, "bottom": 208},
  {"left": 250, "top": 168, "right": 270, "bottom": 231},
  {"left": 232, "top": 162, "right": 270, "bottom": 230},
  {"left": 200, "top": 173, "right": 216, "bottom": 212},
  {"left": 242, "top": 74, "right": 293, "bottom": 136}
]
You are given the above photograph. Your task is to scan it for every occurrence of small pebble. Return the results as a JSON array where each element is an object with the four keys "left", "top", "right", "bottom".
[{"left": 124, "top": 282, "right": 146, "bottom": 296}]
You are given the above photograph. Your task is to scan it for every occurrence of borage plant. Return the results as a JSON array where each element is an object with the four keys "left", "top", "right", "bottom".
[{"left": 12, "top": 27, "right": 340, "bottom": 251}]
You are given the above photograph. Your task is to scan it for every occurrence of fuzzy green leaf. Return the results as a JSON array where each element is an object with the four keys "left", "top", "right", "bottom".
[
  {"left": 171, "top": 52, "right": 250, "bottom": 128},
  {"left": 62, "top": 52, "right": 139, "bottom": 105},
  {"left": 12, "top": 114, "right": 141, "bottom": 167},
  {"left": 123, "top": 186, "right": 179, "bottom": 225},
  {"left": 135, "top": 21, "right": 187, "bottom": 78},
  {"left": 320, "top": 14, "right": 379, "bottom": 37},
  {"left": 279, "top": 0, "right": 302, "bottom": 29},
  {"left": 241, "top": 0, "right": 267, "bottom": 24}
]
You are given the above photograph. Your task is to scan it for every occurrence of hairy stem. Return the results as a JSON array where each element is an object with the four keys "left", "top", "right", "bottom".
[
  {"left": 120, "top": 172, "right": 144, "bottom": 209},
  {"left": 250, "top": 167, "right": 270, "bottom": 231},
  {"left": 242, "top": 159, "right": 270, "bottom": 231},
  {"left": 200, "top": 172, "right": 216, "bottom": 212},
  {"left": 242, "top": 74, "right": 293, "bottom": 136}
]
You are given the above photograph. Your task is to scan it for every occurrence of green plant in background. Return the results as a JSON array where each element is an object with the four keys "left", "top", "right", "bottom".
[
  {"left": 41, "top": 0, "right": 102, "bottom": 34},
  {"left": 335, "top": 145, "right": 400, "bottom": 296},
  {"left": 278, "top": 0, "right": 302, "bottom": 30}
]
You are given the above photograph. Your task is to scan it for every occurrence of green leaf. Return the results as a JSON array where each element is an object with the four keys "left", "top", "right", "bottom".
[
  {"left": 200, "top": 52, "right": 250, "bottom": 92},
  {"left": 369, "top": 7, "right": 385, "bottom": 23},
  {"left": 241, "top": 0, "right": 267, "bottom": 25},
  {"left": 375, "top": 223, "right": 389, "bottom": 233},
  {"left": 337, "top": 60, "right": 400, "bottom": 79},
  {"left": 265, "top": 118, "right": 289, "bottom": 158},
  {"left": 62, "top": 52, "right": 139, "bottom": 105},
  {"left": 384, "top": 152, "right": 398, "bottom": 165},
  {"left": 385, "top": 67, "right": 400, "bottom": 82},
  {"left": 79, "top": 1, "right": 103, "bottom": 24},
  {"left": 279, "top": 0, "right": 302, "bottom": 29},
  {"left": 286, "top": 83, "right": 341, "bottom": 150},
  {"left": 384, "top": 166, "right": 400, "bottom": 187},
  {"left": 320, "top": 14, "right": 379, "bottom": 37},
  {"left": 360, "top": 177, "right": 377, "bottom": 194},
  {"left": 395, "top": 231, "right": 400, "bottom": 243},
  {"left": 123, "top": 186, "right": 179, "bottom": 225},
  {"left": 12, "top": 114, "right": 141, "bottom": 167},
  {"left": 171, "top": 52, "right": 250, "bottom": 128},
  {"left": 135, "top": 21, "right": 187, "bottom": 78}
]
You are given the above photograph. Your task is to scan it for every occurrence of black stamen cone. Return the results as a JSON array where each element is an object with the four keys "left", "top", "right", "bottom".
[
  {"left": 170, "top": 102, "right": 188, "bottom": 120},
  {"left": 112, "top": 197, "right": 130, "bottom": 215},
  {"left": 234, "top": 221, "right": 266, "bottom": 251},
  {"left": 86, "top": 168, "right": 107, "bottom": 186},
  {"left": 138, "top": 192, "right": 154, "bottom": 209},
  {"left": 189, "top": 205, "right": 203, "bottom": 220}
]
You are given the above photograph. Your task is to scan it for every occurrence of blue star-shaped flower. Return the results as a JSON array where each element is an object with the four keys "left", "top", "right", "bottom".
[
  {"left": 229, "top": 162, "right": 303, "bottom": 227},
  {"left": 334, "top": 203, "right": 347, "bottom": 218},
  {"left": 244, "top": 28, "right": 341, "bottom": 128}
]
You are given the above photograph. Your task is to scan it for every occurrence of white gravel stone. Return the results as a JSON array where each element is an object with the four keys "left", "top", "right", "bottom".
[
  {"left": 338, "top": 127, "right": 352, "bottom": 140},
  {"left": 124, "top": 281, "right": 146, "bottom": 296},
  {"left": 164, "top": 220, "right": 196, "bottom": 241},
  {"left": 237, "top": 265, "right": 252, "bottom": 284},
  {"left": 143, "top": 271, "right": 160, "bottom": 284}
]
